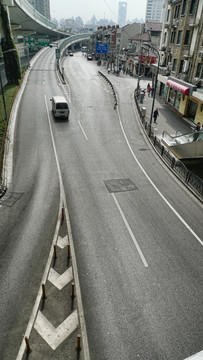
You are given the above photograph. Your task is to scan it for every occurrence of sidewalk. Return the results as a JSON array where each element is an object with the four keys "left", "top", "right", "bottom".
[{"left": 137, "top": 90, "right": 193, "bottom": 139}]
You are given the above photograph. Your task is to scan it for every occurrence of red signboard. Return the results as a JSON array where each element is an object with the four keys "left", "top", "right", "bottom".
[{"left": 139, "top": 56, "right": 156, "bottom": 64}]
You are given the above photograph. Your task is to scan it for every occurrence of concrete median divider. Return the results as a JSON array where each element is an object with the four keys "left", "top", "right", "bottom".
[{"left": 98, "top": 71, "right": 118, "bottom": 109}]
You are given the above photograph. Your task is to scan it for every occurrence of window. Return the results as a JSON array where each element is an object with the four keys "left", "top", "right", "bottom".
[
  {"left": 172, "top": 59, "right": 177, "bottom": 71},
  {"left": 189, "top": 0, "right": 196, "bottom": 14},
  {"left": 196, "top": 63, "right": 202, "bottom": 77},
  {"left": 164, "top": 32, "right": 167, "bottom": 43},
  {"left": 177, "top": 30, "right": 182, "bottom": 45},
  {"left": 184, "top": 30, "right": 190, "bottom": 45},
  {"left": 179, "top": 60, "right": 184, "bottom": 73},
  {"left": 174, "top": 5, "right": 180, "bottom": 18},
  {"left": 167, "top": 9, "right": 170, "bottom": 21},
  {"left": 170, "top": 31, "right": 176, "bottom": 44},
  {"left": 181, "top": 0, "right": 188, "bottom": 15}
]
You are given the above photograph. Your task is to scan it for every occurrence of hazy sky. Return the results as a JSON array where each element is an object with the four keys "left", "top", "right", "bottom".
[{"left": 50, "top": 0, "right": 147, "bottom": 23}]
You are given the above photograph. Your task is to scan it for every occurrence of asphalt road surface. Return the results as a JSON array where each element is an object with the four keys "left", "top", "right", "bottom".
[{"left": 0, "top": 49, "right": 202, "bottom": 360}]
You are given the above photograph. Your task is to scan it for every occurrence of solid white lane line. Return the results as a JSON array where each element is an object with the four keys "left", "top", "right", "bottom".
[
  {"left": 117, "top": 100, "right": 203, "bottom": 247},
  {"left": 184, "top": 350, "right": 203, "bottom": 359},
  {"left": 112, "top": 193, "right": 148, "bottom": 268},
  {"left": 78, "top": 120, "right": 88, "bottom": 140}
]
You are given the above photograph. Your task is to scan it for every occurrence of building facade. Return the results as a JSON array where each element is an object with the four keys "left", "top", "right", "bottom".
[
  {"left": 118, "top": 2, "right": 127, "bottom": 27},
  {"left": 157, "top": 0, "right": 203, "bottom": 124},
  {"left": 145, "top": 0, "right": 165, "bottom": 21},
  {"left": 28, "top": 0, "right": 50, "bottom": 19}
]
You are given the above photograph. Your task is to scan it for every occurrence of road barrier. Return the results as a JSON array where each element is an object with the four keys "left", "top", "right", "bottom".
[
  {"left": 42, "top": 283, "right": 47, "bottom": 300},
  {"left": 67, "top": 244, "right": 71, "bottom": 259},
  {"left": 76, "top": 334, "right": 81, "bottom": 351},
  {"left": 24, "top": 336, "right": 31, "bottom": 353},
  {"left": 98, "top": 71, "right": 118, "bottom": 109}
]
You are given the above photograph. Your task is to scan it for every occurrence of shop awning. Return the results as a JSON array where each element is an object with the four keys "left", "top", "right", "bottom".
[{"left": 166, "top": 80, "right": 189, "bottom": 95}]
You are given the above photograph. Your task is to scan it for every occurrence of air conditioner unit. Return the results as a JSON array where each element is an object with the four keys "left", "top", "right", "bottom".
[
  {"left": 160, "top": 52, "right": 166, "bottom": 66},
  {"left": 173, "top": 19, "right": 179, "bottom": 27},
  {"left": 198, "top": 52, "right": 203, "bottom": 58}
]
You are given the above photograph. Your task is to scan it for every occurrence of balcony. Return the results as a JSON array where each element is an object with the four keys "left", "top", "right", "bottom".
[
  {"left": 183, "top": 49, "right": 193, "bottom": 58},
  {"left": 189, "top": 18, "right": 200, "bottom": 27}
]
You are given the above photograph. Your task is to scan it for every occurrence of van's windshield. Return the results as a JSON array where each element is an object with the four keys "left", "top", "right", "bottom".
[{"left": 56, "top": 103, "right": 68, "bottom": 109}]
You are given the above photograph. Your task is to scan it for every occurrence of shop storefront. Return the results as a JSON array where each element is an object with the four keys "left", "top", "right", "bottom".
[
  {"left": 168, "top": 87, "right": 182, "bottom": 110},
  {"left": 166, "top": 77, "right": 196, "bottom": 116},
  {"left": 158, "top": 74, "right": 168, "bottom": 100}
]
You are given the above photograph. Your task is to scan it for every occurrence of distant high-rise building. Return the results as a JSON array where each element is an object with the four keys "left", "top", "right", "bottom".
[
  {"left": 145, "top": 0, "right": 164, "bottom": 21},
  {"left": 28, "top": 0, "right": 51, "bottom": 20},
  {"left": 118, "top": 1, "right": 127, "bottom": 27}
]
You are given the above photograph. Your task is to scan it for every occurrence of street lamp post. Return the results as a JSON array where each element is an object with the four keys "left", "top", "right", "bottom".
[
  {"left": 137, "top": 45, "right": 148, "bottom": 92},
  {"left": 143, "top": 43, "right": 160, "bottom": 127}
]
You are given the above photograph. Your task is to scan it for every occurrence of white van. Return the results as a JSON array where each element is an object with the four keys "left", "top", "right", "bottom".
[{"left": 51, "top": 96, "right": 69, "bottom": 120}]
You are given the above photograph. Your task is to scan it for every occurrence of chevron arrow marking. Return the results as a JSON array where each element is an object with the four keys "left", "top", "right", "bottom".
[
  {"left": 57, "top": 235, "right": 69, "bottom": 249},
  {"left": 34, "top": 310, "right": 79, "bottom": 350},
  {"left": 48, "top": 267, "right": 73, "bottom": 290}
]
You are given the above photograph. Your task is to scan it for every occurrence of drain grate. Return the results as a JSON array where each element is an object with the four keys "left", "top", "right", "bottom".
[
  {"left": 0, "top": 192, "right": 23, "bottom": 207},
  {"left": 104, "top": 178, "right": 138, "bottom": 193}
]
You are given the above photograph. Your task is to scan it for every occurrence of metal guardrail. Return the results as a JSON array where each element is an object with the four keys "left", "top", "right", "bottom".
[
  {"left": 15, "top": 0, "right": 56, "bottom": 29},
  {"left": 134, "top": 90, "right": 203, "bottom": 202}
]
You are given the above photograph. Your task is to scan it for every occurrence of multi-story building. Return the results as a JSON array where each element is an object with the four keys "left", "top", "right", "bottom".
[
  {"left": 145, "top": 0, "right": 165, "bottom": 21},
  {"left": 28, "top": 0, "right": 50, "bottom": 20},
  {"left": 157, "top": 0, "right": 203, "bottom": 123},
  {"left": 118, "top": 2, "right": 127, "bottom": 27},
  {"left": 127, "top": 21, "right": 162, "bottom": 76}
]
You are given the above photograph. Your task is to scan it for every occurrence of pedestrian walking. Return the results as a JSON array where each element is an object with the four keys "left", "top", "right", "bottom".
[
  {"left": 147, "top": 83, "right": 151, "bottom": 97},
  {"left": 153, "top": 108, "right": 159, "bottom": 123}
]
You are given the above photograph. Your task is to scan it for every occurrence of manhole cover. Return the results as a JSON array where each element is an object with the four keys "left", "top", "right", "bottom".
[
  {"left": 104, "top": 178, "right": 138, "bottom": 193},
  {"left": 0, "top": 192, "right": 23, "bottom": 207}
]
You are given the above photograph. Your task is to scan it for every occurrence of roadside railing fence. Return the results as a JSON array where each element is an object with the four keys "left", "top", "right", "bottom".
[{"left": 134, "top": 90, "right": 203, "bottom": 202}]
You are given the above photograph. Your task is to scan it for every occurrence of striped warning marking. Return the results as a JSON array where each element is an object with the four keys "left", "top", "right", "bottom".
[
  {"left": 48, "top": 267, "right": 73, "bottom": 290},
  {"left": 34, "top": 310, "right": 78, "bottom": 350},
  {"left": 57, "top": 235, "right": 69, "bottom": 248}
]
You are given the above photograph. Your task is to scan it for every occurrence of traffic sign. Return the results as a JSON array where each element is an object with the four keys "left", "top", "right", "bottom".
[
  {"left": 37, "top": 38, "right": 50, "bottom": 47},
  {"left": 95, "top": 43, "right": 109, "bottom": 54},
  {"left": 24, "top": 35, "right": 36, "bottom": 48}
]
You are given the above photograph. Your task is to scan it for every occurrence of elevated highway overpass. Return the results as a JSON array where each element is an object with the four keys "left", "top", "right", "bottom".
[
  {"left": 4, "top": 0, "right": 67, "bottom": 39},
  {"left": 1, "top": 0, "right": 91, "bottom": 85}
]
